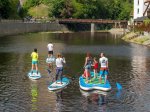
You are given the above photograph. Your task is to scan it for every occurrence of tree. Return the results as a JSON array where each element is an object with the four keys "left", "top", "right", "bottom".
[
  {"left": 0, "top": 0, "right": 20, "bottom": 19},
  {"left": 0, "top": 0, "right": 12, "bottom": 18}
]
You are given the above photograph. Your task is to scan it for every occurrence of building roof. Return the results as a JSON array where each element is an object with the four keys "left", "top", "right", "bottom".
[{"left": 134, "top": 16, "right": 148, "bottom": 22}]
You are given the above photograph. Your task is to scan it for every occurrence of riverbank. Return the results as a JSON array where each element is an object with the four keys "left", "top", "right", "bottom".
[
  {"left": 0, "top": 22, "right": 68, "bottom": 37},
  {"left": 122, "top": 32, "right": 150, "bottom": 46}
]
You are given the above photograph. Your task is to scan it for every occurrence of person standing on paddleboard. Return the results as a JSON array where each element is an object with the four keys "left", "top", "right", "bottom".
[
  {"left": 92, "top": 57, "right": 98, "bottom": 79},
  {"left": 31, "top": 48, "right": 39, "bottom": 74},
  {"left": 47, "top": 42, "right": 53, "bottom": 57},
  {"left": 55, "top": 53, "right": 66, "bottom": 84},
  {"left": 47, "top": 42, "right": 54, "bottom": 70},
  {"left": 99, "top": 53, "right": 108, "bottom": 84},
  {"left": 83, "top": 52, "right": 92, "bottom": 83}
]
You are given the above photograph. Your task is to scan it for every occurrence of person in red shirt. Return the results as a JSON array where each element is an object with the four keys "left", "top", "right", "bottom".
[{"left": 92, "top": 57, "right": 98, "bottom": 79}]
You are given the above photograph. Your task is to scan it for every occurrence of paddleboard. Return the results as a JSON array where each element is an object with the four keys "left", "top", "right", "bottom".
[
  {"left": 79, "top": 72, "right": 111, "bottom": 91},
  {"left": 28, "top": 70, "right": 41, "bottom": 80},
  {"left": 48, "top": 77, "right": 70, "bottom": 91},
  {"left": 80, "top": 89, "right": 108, "bottom": 97},
  {"left": 46, "top": 56, "right": 55, "bottom": 63}
]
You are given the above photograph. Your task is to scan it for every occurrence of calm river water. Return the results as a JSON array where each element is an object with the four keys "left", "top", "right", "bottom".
[{"left": 0, "top": 32, "right": 150, "bottom": 112}]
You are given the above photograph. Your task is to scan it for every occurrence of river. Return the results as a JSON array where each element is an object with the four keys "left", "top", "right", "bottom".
[{"left": 0, "top": 32, "right": 150, "bottom": 112}]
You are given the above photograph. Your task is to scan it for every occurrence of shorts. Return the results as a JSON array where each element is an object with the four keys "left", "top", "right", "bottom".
[
  {"left": 48, "top": 51, "right": 53, "bottom": 55},
  {"left": 84, "top": 65, "right": 91, "bottom": 70},
  {"left": 99, "top": 70, "right": 108, "bottom": 76},
  {"left": 32, "top": 61, "right": 38, "bottom": 64}
]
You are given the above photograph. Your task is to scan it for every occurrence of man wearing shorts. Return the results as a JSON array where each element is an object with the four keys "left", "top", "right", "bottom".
[
  {"left": 47, "top": 42, "right": 54, "bottom": 70},
  {"left": 99, "top": 53, "right": 108, "bottom": 84},
  {"left": 47, "top": 42, "right": 53, "bottom": 57}
]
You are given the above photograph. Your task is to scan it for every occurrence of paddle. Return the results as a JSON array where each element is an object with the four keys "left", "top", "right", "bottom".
[
  {"left": 108, "top": 70, "right": 122, "bottom": 90},
  {"left": 46, "top": 68, "right": 55, "bottom": 85},
  {"left": 47, "top": 69, "right": 51, "bottom": 75},
  {"left": 116, "top": 82, "right": 122, "bottom": 90}
]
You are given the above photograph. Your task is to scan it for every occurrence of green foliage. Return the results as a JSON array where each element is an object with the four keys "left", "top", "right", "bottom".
[
  {"left": 1, "top": 0, "right": 133, "bottom": 19},
  {"left": 49, "top": 0, "right": 132, "bottom": 20},
  {"left": 0, "top": 0, "right": 21, "bottom": 19},
  {"left": 28, "top": 4, "right": 49, "bottom": 18},
  {"left": 23, "top": 0, "right": 41, "bottom": 9},
  {"left": 144, "top": 19, "right": 150, "bottom": 26}
]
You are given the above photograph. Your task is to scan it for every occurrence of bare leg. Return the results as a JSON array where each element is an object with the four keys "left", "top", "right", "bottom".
[
  {"left": 85, "top": 69, "right": 89, "bottom": 83},
  {"left": 95, "top": 69, "right": 97, "bottom": 78},
  {"left": 35, "top": 64, "right": 38, "bottom": 74},
  {"left": 99, "top": 76, "right": 102, "bottom": 83},
  {"left": 94, "top": 69, "right": 96, "bottom": 79},
  {"left": 32, "top": 64, "right": 34, "bottom": 70},
  {"left": 48, "top": 53, "right": 50, "bottom": 57},
  {"left": 31, "top": 64, "right": 34, "bottom": 74}
]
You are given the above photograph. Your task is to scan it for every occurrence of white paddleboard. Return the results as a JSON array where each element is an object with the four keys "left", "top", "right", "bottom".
[
  {"left": 48, "top": 77, "right": 70, "bottom": 91},
  {"left": 46, "top": 56, "right": 55, "bottom": 63},
  {"left": 28, "top": 70, "right": 41, "bottom": 80}
]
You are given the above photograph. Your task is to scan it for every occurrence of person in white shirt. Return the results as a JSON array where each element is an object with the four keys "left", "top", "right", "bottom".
[
  {"left": 55, "top": 53, "right": 66, "bottom": 84},
  {"left": 47, "top": 42, "right": 54, "bottom": 70},
  {"left": 47, "top": 42, "right": 53, "bottom": 57},
  {"left": 99, "top": 53, "right": 108, "bottom": 84}
]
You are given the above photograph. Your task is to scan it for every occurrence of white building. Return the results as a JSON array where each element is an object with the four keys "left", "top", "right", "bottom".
[{"left": 134, "top": 0, "right": 148, "bottom": 19}]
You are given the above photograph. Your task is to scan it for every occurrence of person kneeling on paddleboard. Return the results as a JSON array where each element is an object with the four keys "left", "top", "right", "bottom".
[
  {"left": 55, "top": 53, "right": 66, "bottom": 84},
  {"left": 31, "top": 48, "right": 39, "bottom": 74},
  {"left": 99, "top": 53, "right": 108, "bottom": 84}
]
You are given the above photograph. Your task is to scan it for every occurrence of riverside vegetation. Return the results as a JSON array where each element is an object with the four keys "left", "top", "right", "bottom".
[
  {"left": 122, "top": 32, "right": 150, "bottom": 46},
  {"left": 0, "top": 0, "right": 133, "bottom": 20},
  {"left": 122, "top": 19, "right": 150, "bottom": 46}
]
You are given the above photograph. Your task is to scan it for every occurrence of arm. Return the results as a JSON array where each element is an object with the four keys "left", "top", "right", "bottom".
[
  {"left": 62, "top": 57, "right": 66, "bottom": 64},
  {"left": 31, "top": 52, "right": 33, "bottom": 57},
  {"left": 37, "top": 53, "right": 39, "bottom": 61},
  {"left": 106, "top": 59, "right": 108, "bottom": 68},
  {"left": 99, "top": 58, "right": 101, "bottom": 66},
  {"left": 84, "top": 57, "right": 88, "bottom": 67}
]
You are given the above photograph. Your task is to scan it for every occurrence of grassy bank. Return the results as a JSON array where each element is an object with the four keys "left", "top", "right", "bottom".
[{"left": 122, "top": 32, "right": 150, "bottom": 46}]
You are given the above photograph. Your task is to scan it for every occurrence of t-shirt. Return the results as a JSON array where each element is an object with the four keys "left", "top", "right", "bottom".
[
  {"left": 47, "top": 43, "right": 53, "bottom": 51},
  {"left": 94, "top": 62, "right": 98, "bottom": 69},
  {"left": 56, "top": 58, "right": 66, "bottom": 67},
  {"left": 31, "top": 52, "right": 38, "bottom": 61},
  {"left": 99, "top": 57, "right": 108, "bottom": 68}
]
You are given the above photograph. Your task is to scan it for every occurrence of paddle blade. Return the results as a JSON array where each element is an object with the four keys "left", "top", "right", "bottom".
[
  {"left": 47, "top": 69, "right": 51, "bottom": 74},
  {"left": 116, "top": 82, "right": 122, "bottom": 90}
]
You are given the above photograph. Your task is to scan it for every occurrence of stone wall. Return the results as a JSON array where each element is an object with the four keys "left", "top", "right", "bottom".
[{"left": 0, "top": 22, "right": 68, "bottom": 37}]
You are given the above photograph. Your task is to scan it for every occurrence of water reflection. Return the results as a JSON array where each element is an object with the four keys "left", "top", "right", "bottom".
[
  {"left": 55, "top": 90, "right": 63, "bottom": 112},
  {"left": 80, "top": 89, "right": 107, "bottom": 111},
  {"left": 31, "top": 82, "right": 38, "bottom": 111}
]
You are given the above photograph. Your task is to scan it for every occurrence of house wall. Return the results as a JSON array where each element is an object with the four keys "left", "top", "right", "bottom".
[{"left": 134, "top": 0, "right": 147, "bottom": 19}]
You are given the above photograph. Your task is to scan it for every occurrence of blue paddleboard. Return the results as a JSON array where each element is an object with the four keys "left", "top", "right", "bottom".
[
  {"left": 48, "top": 77, "right": 70, "bottom": 91},
  {"left": 28, "top": 70, "right": 41, "bottom": 80},
  {"left": 79, "top": 72, "right": 111, "bottom": 91}
]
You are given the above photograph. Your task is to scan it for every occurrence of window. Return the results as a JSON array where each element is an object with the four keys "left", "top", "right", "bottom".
[{"left": 137, "top": 8, "right": 139, "bottom": 14}]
